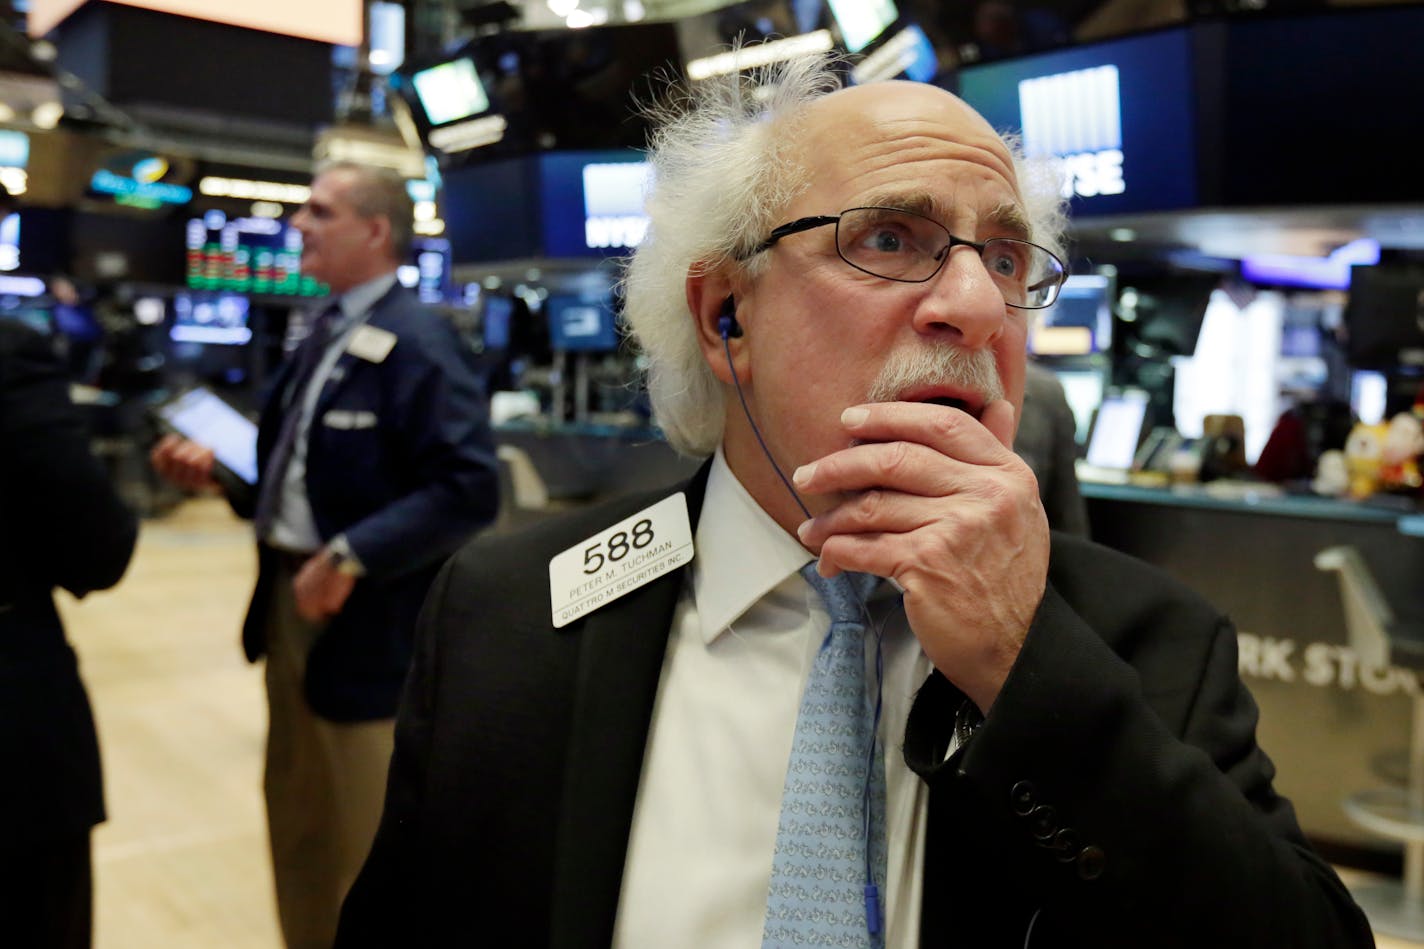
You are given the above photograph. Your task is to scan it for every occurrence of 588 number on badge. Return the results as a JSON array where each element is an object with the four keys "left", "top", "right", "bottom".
[
  {"left": 583, "top": 518, "right": 655, "bottom": 573},
  {"left": 549, "top": 492, "right": 693, "bottom": 629}
]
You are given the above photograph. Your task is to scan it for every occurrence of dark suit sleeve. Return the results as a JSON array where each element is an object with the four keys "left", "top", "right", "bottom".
[
  {"left": 0, "top": 325, "right": 137, "bottom": 598},
  {"left": 905, "top": 553, "right": 1373, "bottom": 947},
  {"left": 340, "top": 315, "right": 498, "bottom": 579}
]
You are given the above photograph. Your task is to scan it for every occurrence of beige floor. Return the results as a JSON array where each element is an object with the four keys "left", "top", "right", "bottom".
[{"left": 56, "top": 497, "right": 1423, "bottom": 948}]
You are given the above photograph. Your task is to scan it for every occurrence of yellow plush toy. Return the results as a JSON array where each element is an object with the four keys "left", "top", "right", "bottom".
[
  {"left": 1343, "top": 421, "right": 1388, "bottom": 498},
  {"left": 1380, "top": 411, "right": 1424, "bottom": 493}
]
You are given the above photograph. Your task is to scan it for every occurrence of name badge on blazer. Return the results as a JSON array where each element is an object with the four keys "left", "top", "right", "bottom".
[
  {"left": 322, "top": 409, "right": 379, "bottom": 430},
  {"left": 346, "top": 325, "right": 397, "bottom": 363},
  {"left": 549, "top": 492, "right": 694, "bottom": 629}
]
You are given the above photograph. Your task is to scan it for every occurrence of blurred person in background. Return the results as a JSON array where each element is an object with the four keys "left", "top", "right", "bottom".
[
  {"left": 0, "top": 181, "right": 139, "bottom": 949},
  {"left": 1015, "top": 360, "right": 1089, "bottom": 535},
  {"left": 151, "top": 162, "right": 499, "bottom": 948}
]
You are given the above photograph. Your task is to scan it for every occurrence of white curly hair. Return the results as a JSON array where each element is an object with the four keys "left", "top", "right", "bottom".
[{"left": 621, "top": 52, "right": 1069, "bottom": 457}]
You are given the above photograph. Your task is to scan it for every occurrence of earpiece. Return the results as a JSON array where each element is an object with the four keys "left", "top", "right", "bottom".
[{"left": 717, "top": 295, "right": 743, "bottom": 339}]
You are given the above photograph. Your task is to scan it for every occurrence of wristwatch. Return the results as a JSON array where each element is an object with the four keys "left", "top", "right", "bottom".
[{"left": 325, "top": 535, "right": 367, "bottom": 578}]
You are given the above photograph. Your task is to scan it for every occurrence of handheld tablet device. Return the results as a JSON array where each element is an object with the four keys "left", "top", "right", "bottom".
[{"left": 153, "top": 387, "right": 259, "bottom": 487}]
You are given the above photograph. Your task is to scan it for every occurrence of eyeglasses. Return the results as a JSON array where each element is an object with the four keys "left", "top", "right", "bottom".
[{"left": 744, "top": 206, "right": 1069, "bottom": 310}]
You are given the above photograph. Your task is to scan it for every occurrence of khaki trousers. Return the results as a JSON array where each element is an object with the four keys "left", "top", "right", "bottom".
[{"left": 263, "top": 559, "right": 395, "bottom": 949}]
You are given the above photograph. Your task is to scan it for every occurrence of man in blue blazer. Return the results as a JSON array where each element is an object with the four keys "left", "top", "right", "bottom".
[
  {"left": 337, "top": 59, "right": 1372, "bottom": 948},
  {"left": 153, "top": 161, "right": 498, "bottom": 948}
]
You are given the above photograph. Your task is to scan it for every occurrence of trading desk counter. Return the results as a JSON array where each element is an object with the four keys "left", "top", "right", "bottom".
[{"left": 1083, "top": 481, "right": 1424, "bottom": 866}]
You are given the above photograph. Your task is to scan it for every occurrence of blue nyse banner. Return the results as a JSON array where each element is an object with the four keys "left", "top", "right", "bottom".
[{"left": 957, "top": 28, "right": 1198, "bottom": 217}]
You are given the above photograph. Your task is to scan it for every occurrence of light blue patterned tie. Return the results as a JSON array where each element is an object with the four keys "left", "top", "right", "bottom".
[{"left": 763, "top": 565, "right": 887, "bottom": 949}]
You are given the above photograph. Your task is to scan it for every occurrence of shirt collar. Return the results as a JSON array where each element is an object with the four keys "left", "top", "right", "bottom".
[
  {"left": 692, "top": 447, "right": 814, "bottom": 646},
  {"left": 335, "top": 271, "right": 398, "bottom": 325}
]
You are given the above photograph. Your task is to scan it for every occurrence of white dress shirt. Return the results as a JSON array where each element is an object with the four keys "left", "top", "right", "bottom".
[
  {"left": 264, "top": 272, "right": 397, "bottom": 553},
  {"left": 613, "top": 449, "right": 935, "bottom": 949}
]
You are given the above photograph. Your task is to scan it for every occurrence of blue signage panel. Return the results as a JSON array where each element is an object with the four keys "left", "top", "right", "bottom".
[
  {"left": 539, "top": 150, "right": 650, "bottom": 259},
  {"left": 957, "top": 28, "right": 1197, "bottom": 217},
  {"left": 443, "top": 157, "right": 541, "bottom": 263}
]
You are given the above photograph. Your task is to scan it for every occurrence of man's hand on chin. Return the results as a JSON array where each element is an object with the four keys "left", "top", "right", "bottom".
[{"left": 791, "top": 398, "right": 1051, "bottom": 713}]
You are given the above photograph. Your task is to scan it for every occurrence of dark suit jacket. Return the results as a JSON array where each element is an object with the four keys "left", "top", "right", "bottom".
[
  {"left": 0, "top": 322, "right": 137, "bottom": 838},
  {"left": 337, "top": 464, "right": 1372, "bottom": 947},
  {"left": 236, "top": 284, "right": 498, "bottom": 722}
]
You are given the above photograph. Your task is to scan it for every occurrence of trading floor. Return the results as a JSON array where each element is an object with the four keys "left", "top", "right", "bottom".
[{"left": 59, "top": 498, "right": 1417, "bottom": 948}]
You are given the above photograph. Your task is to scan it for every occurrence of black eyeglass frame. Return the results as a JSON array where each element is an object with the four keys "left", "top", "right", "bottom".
[{"left": 742, "top": 206, "right": 1069, "bottom": 310}]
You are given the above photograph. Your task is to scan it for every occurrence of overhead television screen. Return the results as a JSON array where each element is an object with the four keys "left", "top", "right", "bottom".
[
  {"left": 540, "top": 150, "right": 650, "bottom": 259},
  {"left": 957, "top": 28, "right": 1197, "bottom": 217},
  {"left": 826, "top": 0, "right": 899, "bottom": 52},
  {"left": 411, "top": 58, "right": 490, "bottom": 127},
  {"left": 185, "top": 211, "right": 326, "bottom": 297}
]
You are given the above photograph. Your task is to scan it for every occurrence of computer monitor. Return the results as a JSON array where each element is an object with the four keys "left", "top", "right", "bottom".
[
  {"left": 410, "top": 57, "right": 491, "bottom": 127},
  {"left": 1085, "top": 390, "right": 1149, "bottom": 470},
  {"left": 1051, "top": 368, "right": 1106, "bottom": 444},
  {"left": 482, "top": 294, "right": 514, "bottom": 351},
  {"left": 1032, "top": 274, "right": 1112, "bottom": 356},
  {"left": 185, "top": 211, "right": 324, "bottom": 297},
  {"left": 826, "top": 0, "right": 899, "bottom": 52},
  {"left": 169, "top": 293, "right": 252, "bottom": 345},
  {"left": 544, "top": 295, "right": 619, "bottom": 353}
]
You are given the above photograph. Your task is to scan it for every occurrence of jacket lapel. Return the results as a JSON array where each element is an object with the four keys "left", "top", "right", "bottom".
[
  {"left": 549, "top": 462, "right": 712, "bottom": 949},
  {"left": 313, "top": 284, "right": 403, "bottom": 417}
]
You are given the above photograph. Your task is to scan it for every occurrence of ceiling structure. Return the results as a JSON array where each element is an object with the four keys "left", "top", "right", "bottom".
[{"left": 0, "top": 0, "right": 1421, "bottom": 272}]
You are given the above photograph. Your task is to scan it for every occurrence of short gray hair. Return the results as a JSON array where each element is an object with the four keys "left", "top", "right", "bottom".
[
  {"left": 317, "top": 160, "right": 415, "bottom": 260},
  {"left": 621, "top": 55, "right": 1069, "bottom": 457}
]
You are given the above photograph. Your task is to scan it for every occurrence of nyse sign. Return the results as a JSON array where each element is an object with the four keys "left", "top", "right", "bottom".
[
  {"left": 1019, "top": 65, "right": 1125, "bottom": 201},
  {"left": 1055, "top": 149, "right": 1124, "bottom": 199}
]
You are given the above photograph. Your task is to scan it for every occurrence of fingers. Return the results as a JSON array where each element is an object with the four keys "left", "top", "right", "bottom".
[
  {"left": 792, "top": 402, "right": 1025, "bottom": 502},
  {"left": 150, "top": 434, "right": 219, "bottom": 492},
  {"left": 841, "top": 400, "right": 1017, "bottom": 467}
]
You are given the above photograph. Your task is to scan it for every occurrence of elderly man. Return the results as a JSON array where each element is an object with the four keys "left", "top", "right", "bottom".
[
  {"left": 335, "top": 59, "right": 1370, "bottom": 948},
  {"left": 152, "top": 162, "right": 498, "bottom": 948}
]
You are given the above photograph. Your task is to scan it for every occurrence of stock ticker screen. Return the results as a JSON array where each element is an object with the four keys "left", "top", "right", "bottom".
[{"left": 185, "top": 210, "right": 328, "bottom": 297}]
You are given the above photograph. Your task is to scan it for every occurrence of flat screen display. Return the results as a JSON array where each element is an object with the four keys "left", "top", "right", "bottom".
[
  {"left": 185, "top": 211, "right": 326, "bottom": 297},
  {"left": 539, "top": 151, "right": 650, "bottom": 259},
  {"left": 957, "top": 28, "right": 1197, "bottom": 217},
  {"left": 545, "top": 295, "right": 619, "bottom": 353},
  {"left": 1032, "top": 274, "right": 1111, "bottom": 356},
  {"left": 827, "top": 0, "right": 899, "bottom": 52},
  {"left": 1052, "top": 368, "right": 1106, "bottom": 445},
  {"left": 29, "top": 0, "right": 362, "bottom": 45},
  {"left": 1085, "top": 391, "right": 1148, "bottom": 469},
  {"left": 169, "top": 293, "right": 252, "bottom": 345},
  {"left": 482, "top": 295, "right": 514, "bottom": 351},
  {"left": 411, "top": 58, "right": 490, "bottom": 127},
  {"left": 154, "top": 386, "right": 259, "bottom": 485},
  {"left": 397, "top": 237, "right": 453, "bottom": 304}
]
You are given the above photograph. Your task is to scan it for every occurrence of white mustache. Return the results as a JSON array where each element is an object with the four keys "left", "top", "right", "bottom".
[{"left": 865, "top": 344, "right": 1004, "bottom": 405}]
